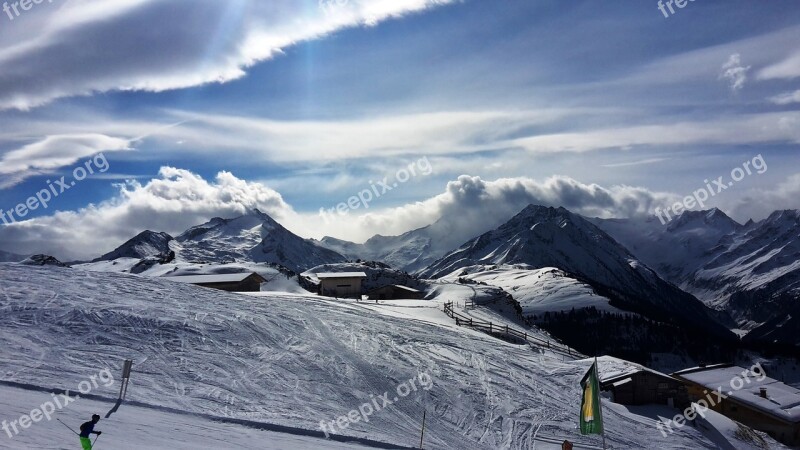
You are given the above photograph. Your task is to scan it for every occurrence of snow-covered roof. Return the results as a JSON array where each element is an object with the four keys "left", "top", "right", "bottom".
[
  {"left": 316, "top": 272, "right": 367, "bottom": 279},
  {"left": 164, "top": 273, "right": 262, "bottom": 284},
  {"left": 674, "top": 365, "right": 800, "bottom": 423}
]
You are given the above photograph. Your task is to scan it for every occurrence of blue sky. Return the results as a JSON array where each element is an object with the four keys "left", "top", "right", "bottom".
[{"left": 0, "top": 0, "right": 798, "bottom": 260}]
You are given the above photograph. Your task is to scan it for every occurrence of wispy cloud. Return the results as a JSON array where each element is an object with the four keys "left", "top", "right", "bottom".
[
  {"left": 0, "top": 0, "right": 456, "bottom": 110},
  {"left": 0, "top": 134, "right": 132, "bottom": 187},
  {"left": 601, "top": 158, "right": 668, "bottom": 168},
  {"left": 768, "top": 90, "right": 800, "bottom": 105},
  {"left": 758, "top": 52, "right": 800, "bottom": 80}
]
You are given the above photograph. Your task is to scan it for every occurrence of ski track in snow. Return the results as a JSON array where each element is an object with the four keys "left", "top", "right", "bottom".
[{"left": 0, "top": 264, "right": 739, "bottom": 449}]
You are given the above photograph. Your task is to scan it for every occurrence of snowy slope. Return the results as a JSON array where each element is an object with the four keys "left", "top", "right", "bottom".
[
  {"left": 441, "top": 265, "right": 624, "bottom": 315},
  {"left": 420, "top": 205, "right": 732, "bottom": 337},
  {"left": 0, "top": 263, "right": 751, "bottom": 449},
  {"left": 0, "top": 385, "right": 378, "bottom": 450}
]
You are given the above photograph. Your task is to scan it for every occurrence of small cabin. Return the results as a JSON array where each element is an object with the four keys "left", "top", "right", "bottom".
[
  {"left": 673, "top": 364, "right": 800, "bottom": 446},
  {"left": 316, "top": 272, "right": 367, "bottom": 298},
  {"left": 367, "top": 284, "right": 424, "bottom": 300},
  {"left": 166, "top": 272, "right": 266, "bottom": 292},
  {"left": 596, "top": 356, "right": 689, "bottom": 409}
]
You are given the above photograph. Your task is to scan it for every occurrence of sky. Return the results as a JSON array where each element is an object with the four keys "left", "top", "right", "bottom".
[{"left": 0, "top": 0, "right": 798, "bottom": 260}]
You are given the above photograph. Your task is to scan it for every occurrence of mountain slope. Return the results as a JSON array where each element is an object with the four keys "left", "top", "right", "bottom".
[
  {"left": 420, "top": 205, "right": 733, "bottom": 337},
  {"left": 93, "top": 230, "right": 175, "bottom": 262}
]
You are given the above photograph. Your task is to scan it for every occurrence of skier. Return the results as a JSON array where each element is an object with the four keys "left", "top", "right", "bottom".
[{"left": 78, "top": 414, "right": 102, "bottom": 449}]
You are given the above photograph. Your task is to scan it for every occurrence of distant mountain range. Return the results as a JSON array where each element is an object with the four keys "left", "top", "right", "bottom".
[
  {"left": 0, "top": 249, "right": 27, "bottom": 262},
  {"left": 591, "top": 208, "right": 800, "bottom": 347},
  {"left": 27, "top": 203, "right": 797, "bottom": 349}
]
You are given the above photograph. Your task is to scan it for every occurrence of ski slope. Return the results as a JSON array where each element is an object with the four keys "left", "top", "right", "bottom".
[
  {"left": 0, "top": 264, "right": 779, "bottom": 449},
  {"left": 0, "top": 385, "right": 377, "bottom": 450}
]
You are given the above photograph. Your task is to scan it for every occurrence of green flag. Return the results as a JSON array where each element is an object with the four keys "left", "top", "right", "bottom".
[{"left": 579, "top": 360, "right": 604, "bottom": 435}]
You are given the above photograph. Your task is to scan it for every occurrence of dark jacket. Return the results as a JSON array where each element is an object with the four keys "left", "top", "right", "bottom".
[{"left": 79, "top": 421, "right": 99, "bottom": 438}]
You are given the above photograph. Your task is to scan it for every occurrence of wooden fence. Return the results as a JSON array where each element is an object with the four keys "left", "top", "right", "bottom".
[{"left": 443, "top": 301, "right": 581, "bottom": 358}]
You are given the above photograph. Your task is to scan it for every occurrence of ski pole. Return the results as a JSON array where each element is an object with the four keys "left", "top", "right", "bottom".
[
  {"left": 56, "top": 418, "right": 79, "bottom": 436},
  {"left": 92, "top": 433, "right": 101, "bottom": 447}
]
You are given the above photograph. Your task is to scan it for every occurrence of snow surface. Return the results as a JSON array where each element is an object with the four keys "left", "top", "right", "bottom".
[
  {"left": 440, "top": 265, "right": 624, "bottom": 315},
  {"left": 0, "top": 264, "right": 779, "bottom": 449},
  {"left": 0, "top": 385, "right": 375, "bottom": 450}
]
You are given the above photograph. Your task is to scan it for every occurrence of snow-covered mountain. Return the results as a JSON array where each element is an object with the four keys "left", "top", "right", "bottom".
[
  {"left": 592, "top": 209, "right": 800, "bottom": 346},
  {"left": 88, "top": 209, "right": 346, "bottom": 274},
  {"left": 420, "top": 205, "right": 732, "bottom": 337},
  {"left": 93, "top": 230, "right": 174, "bottom": 262},
  {"left": 175, "top": 209, "right": 346, "bottom": 271}
]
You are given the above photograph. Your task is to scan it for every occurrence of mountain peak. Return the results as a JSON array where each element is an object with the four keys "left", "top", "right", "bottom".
[
  {"left": 667, "top": 208, "right": 740, "bottom": 232},
  {"left": 94, "top": 230, "right": 174, "bottom": 262},
  {"left": 764, "top": 209, "right": 800, "bottom": 224}
]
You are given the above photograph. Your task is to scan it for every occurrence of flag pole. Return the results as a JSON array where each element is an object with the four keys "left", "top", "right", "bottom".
[{"left": 595, "top": 355, "right": 607, "bottom": 450}]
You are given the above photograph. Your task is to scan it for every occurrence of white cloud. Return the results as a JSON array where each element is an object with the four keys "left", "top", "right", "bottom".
[
  {"left": 0, "top": 0, "right": 456, "bottom": 110},
  {"left": 0, "top": 134, "right": 132, "bottom": 187},
  {"left": 729, "top": 174, "right": 800, "bottom": 222},
  {"left": 155, "top": 109, "right": 554, "bottom": 161},
  {"left": 768, "top": 90, "right": 800, "bottom": 105},
  {"left": 301, "top": 174, "right": 678, "bottom": 246},
  {"left": 719, "top": 53, "right": 751, "bottom": 92},
  {"left": 758, "top": 52, "right": 800, "bottom": 80},
  {"left": 71, "top": 108, "right": 798, "bottom": 163},
  {"left": 509, "top": 112, "right": 800, "bottom": 154}
]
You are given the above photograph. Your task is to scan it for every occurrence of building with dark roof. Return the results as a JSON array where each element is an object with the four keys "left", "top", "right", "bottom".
[{"left": 166, "top": 272, "right": 266, "bottom": 292}]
